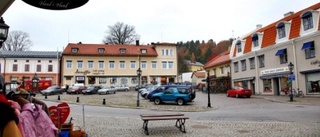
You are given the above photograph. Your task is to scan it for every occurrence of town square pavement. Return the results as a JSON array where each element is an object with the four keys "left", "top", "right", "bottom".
[{"left": 36, "top": 91, "right": 320, "bottom": 137}]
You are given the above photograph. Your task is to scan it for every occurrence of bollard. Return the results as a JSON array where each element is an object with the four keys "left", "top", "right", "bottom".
[
  {"left": 76, "top": 97, "right": 79, "bottom": 103},
  {"left": 45, "top": 94, "right": 47, "bottom": 99},
  {"left": 102, "top": 99, "right": 106, "bottom": 105},
  {"left": 58, "top": 95, "right": 60, "bottom": 100}
]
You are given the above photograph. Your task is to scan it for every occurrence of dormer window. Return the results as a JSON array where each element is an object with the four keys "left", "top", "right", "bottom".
[
  {"left": 277, "top": 22, "right": 286, "bottom": 39},
  {"left": 252, "top": 33, "right": 259, "bottom": 47},
  {"left": 120, "top": 48, "right": 126, "bottom": 53},
  {"left": 141, "top": 49, "right": 147, "bottom": 54},
  {"left": 302, "top": 11, "right": 313, "bottom": 31},
  {"left": 236, "top": 40, "right": 242, "bottom": 53},
  {"left": 71, "top": 48, "right": 79, "bottom": 53},
  {"left": 98, "top": 48, "right": 105, "bottom": 53}
]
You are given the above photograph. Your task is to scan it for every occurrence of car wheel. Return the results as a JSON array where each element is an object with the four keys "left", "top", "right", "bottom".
[
  {"left": 177, "top": 98, "right": 184, "bottom": 105},
  {"left": 236, "top": 94, "right": 239, "bottom": 98},
  {"left": 154, "top": 98, "right": 161, "bottom": 105}
]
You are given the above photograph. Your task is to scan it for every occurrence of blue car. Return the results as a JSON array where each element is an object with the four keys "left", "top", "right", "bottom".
[
  {"left": 152, "top": 87, "right": 194, "bottom": 105},
  {"left": 147, "top": 84, "right": 196, "bottom": 101}
]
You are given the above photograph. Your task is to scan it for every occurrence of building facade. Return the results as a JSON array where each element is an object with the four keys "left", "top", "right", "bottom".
[
  {"left": 61, "top": 42, "right": 178, "bottom": 87},
  {"left": 229, "top": 3, "right": 320, "bottom": 96},
  {"left": 0, "top": 51, "right": 61, "bottom": 85}
]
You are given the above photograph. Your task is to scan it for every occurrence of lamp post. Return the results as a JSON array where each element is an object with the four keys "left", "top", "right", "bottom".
[
  {"left": 0, "top": 17, "right": 10, "bottom": 48},
  {"left": 288, "top": 62, "right": 294, "bottom": 102},
  {"left": 206, "top": 70, "right": 211, "bottom": 108},
  {"left": 137, "top": 68, "right": 142, "bottom": 107}
]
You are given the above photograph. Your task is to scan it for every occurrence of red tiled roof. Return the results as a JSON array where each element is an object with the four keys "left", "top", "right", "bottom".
[
  {"left": 204, "top": 51, "right": 230, "bottom": 69},
  {"left": 232, "top": 2, "right": 320, "bottom": 57},
  {"left": 192, "top": 71, "right": 206, "bottom": 78},
  {"left": 62, "top": 43, "right": 158, "bottom": 57}
]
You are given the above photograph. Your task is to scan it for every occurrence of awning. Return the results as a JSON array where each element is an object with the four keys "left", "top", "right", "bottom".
[
  {"left": 275, "top": 49, "right": 286, "bottom": 56},
  {"left": 300, "top": 69, "right": 320, "bottom": 74},
  {"left": 301, "top": 41, "right": 314, "bottom": 50},
  {"left": 260, "top": 72, "right": 290, "bottom": 79},
  {"left": 233, "top": 77, "right": 255, "bottom": 82}
]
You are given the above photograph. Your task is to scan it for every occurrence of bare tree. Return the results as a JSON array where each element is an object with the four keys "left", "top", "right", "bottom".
[
  {"left": 3, "top": 31, "right": 32, "bottom": 51},
  {"left": 103, "top": 22, "right": 140, "bottom": 45}
]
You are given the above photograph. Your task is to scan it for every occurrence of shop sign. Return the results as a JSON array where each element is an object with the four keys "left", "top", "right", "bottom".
[
  {"left": 92, "top": 69, "right": 104, "bottom": 75},
  {"left": 75, "top": 69, "right": 90, "bottom": 75},
  {"left": 22, "top": 0, "right": 89, "bottom": 10},
  {"left": 311, "top": 59, "right": 320, "bottom": 67},
  {"left": 261, "top": 67, "right": 289, "bottom": 75}
]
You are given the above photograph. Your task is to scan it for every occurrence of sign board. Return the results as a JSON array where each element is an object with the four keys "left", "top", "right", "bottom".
[
  {"left": 288, "top": 74, "right": 295, "bottom": 81},
  {"left": 22, "top": 0, "right": 89, "bottom": 10}
]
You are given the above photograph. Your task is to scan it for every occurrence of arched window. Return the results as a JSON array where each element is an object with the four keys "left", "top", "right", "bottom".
[
  {"left": 302, "top": 11, "right": 313, "bottom": 31},
  {"left": 276, "top": 22, "right": 286, "bottom": 39},
  {"left": 236, "top": 40, "right": 242, "bottom": 53},
  {"left": 252, "top": 33, "right": 259, "bottom": 47}
]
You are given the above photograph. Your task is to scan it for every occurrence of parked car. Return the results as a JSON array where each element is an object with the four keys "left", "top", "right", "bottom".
[
  {"left": 98, "top": 86, "right": 117, "bottom": 94},
  {"left": 67, "top": 86, "right": 86, "bottom": 94},
  {"left": 140, "top": 85, "right": 159, "bottom": 98},
  {"left": 82, "top": 85, "right": 101, "bottom": 94},
  {"left": 115, "top": 85, "right": 130, "bottom": 91},
  {"left": 227, "top": 87, "right": 252, "bottom": 98},
  {"left": 147, "top": 84, "right": 196, "bottom": 101},
  {"left": 41, "top": 85, "right": 64, "bottom": 95},
  {"left": 151, "top": 87, "right": 194, "bottom": 105}
]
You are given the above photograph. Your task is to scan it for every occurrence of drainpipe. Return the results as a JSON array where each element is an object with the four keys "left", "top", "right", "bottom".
[
  {"left": 291, "top": 39, "right": 298, "bottom": 89},
  {"left": 254, "top": 51, "right": 260, "bottom": 95}
]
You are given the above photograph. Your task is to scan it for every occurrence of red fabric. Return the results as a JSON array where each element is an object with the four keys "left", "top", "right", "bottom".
[{"left": 0, "top": 94, "right": 9, "bottom": 105}]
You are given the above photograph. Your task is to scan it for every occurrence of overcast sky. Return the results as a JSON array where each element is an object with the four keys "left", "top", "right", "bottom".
[{"left": 3, "top": 0, "right": 320, "bottom": 51}]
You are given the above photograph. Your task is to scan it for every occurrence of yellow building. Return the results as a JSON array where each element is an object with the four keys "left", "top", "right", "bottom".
[
  {"left": 61, "top": 42, "right": 178, "bottom": 88},
  {"left": 184, "top": 60, "right": 204, "bottom": 72}
]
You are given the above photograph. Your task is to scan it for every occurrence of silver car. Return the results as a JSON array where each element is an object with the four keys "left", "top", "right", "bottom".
[{"left": 98, "top": 86, "right": 117, "bottom": 95}]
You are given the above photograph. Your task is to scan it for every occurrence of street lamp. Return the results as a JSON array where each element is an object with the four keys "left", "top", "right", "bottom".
[
  {"left": 206, "top": 70, "right": 211, "bottom": 108},
  {"left": 288, "top": 62, "right": 294, "bottom": 102},
  {"left": 136, "top": 68, "right": 142, "bottom": 107},
  {"left": 0, "top": 17, "right": 10, "bottom": 48}
]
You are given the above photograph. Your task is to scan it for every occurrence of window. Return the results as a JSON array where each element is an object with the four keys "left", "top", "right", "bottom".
[
  {"left": 168, "top": 61, "right": 173, "bottom": 69},
  {"left": 220, "top": 67, "right": 224, "bottom": 74},
  {"left": 302, "top": 12, "right": 313, "bottom": 31},
  {"left": 12, "top": 64, "right": 18, "bottom": 71},
  {"left": 77, "top": 61, "right": 83, "bottom": 69},
  {"left": 25, "top": 64, "right": 30, "bottom": 72},
  {"left": 141, "top": 49, "right": 147, "bottom": 53},
  {"left": 166, "top": 49, "right": 169, "bottom": 55},
  {"left": 48, "top": 65, "right": 53, "bottom": 72},
  {"left": 162, "top": 49, "right": 165, "bottom": 55},
  {"left": 277, "top": 22, "right": 286, "bottom": 39},
  {"left": 110, "top": 77, "right": 117, "bottom": 84},
  {"left": 170, "top": 49, "right": 173, "bottom": 56},
  {"left": 49, "top": 60, "right": 52, "bottom": 63},
  {"left": 152, "top": 61, "right": 157, "bottom": 69},
  {"left": 66, "top": 60, "right": 72, "bottom": 68},
  {"left": 280, "top": 50, "right": 287, "bottom": 64},
  {"left": 14, "top": 60, "right": 17, "bottom": 62},
  {"left": 130, "top": 61, "right": 136, "bottom": 68},
  {"left": 38, "top": 60, "right": 41, "bottom": 63},
  {"left": 236, "top": 40, "right": 242, "bottom": 53},
  {"left": 302, "top": 41, "right": 315, "bottom": 59},
  {"left": 141, "top": 61, "right": 147, "bottom": 69},
  {"left": 249, "top": 57, "right": 255, "bottom": 69},
  {"left": 258, "top": 55, "right": 265, "bottom": 68},
  {"left": 88, "top": 61, "right": 94, "bottom": 68},
  {"left": 131, "top": 77, "right": 138, "bottom": 84},
  {"left": 213, "top": 69, "right": 216, "bottom": 76},
  {"left": 120, "top": 61, "right": 125, "bottom": 69},
  {"left": 36, "top": 65, "right": 41, "bottom": 72},
  {"left": 120, "top": 48, "right": 126, "bottom": 53},
  {"left": 252, "top": 34, "right": 259, "bottom": 47},
  {"left": 99, "top": 61, "right": 104, "bottom": 68},
  {"left": 109, "top": 61, "right": 115, "bottom": 69},
  {"left": 241, "top": 59, "right": 246, "bottom": 71},
  {"left": 162, "top": 61, "right": 167, "bottom": 69},
  {"left": 234, "top": 62, "right": 239, "bottom": 73},
  {"left": 71, "top": 48, "right": 78, "bottom": 53},
  {"left": 26, "top": 60, "right": 29, "bottom": 63},
  {"left": 98, "top": 48, "right": 105, "bottom": 53},
  {"left": 99, "top": 77, "right": 107, "bottom": 84}
]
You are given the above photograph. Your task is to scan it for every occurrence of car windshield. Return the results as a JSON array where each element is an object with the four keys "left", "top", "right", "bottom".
[
  {"left": 47, "top": 86, "right": 56, "bottom": 89},
  {"left": 103, "top": 86, "right": 110, "bottom": 89},
  {"left": 87, "top": 87, "right": 94, "bottom": 89}
]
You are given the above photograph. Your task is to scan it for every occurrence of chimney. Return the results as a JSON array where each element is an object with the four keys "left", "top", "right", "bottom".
[
  {"left": 284, "top": 11, "right": 294, "bottom": 17},
  {"left": 256, "top": 24, "right": 262, "bottom": 29},
  {"left": 136, "top": 40, "right": 139, "bottom": 46},
  {"left": 78, "top": 42, "right": 82, "bottom": 44}
]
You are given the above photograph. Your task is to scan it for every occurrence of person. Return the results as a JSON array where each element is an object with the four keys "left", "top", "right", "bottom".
[
  {"left": 65, "top": 84, "right": 69, "bottom": 92},
  {"left": 0, "top": 94, "right": 23, "bottom": 137}
]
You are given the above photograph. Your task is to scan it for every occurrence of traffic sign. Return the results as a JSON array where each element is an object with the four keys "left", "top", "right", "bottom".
[{"left": 288, "top": 74, "right": 295, "bottom": 80}]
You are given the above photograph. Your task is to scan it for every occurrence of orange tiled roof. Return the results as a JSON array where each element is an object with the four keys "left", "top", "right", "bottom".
[
  {"left": 192, "top": 71, "right": 206, "bottom": 78},
  {"left": 204, "top": 51, "right": 230, "bottom": 69},
  {"left": 62, "top": 43, "right": 158, "bottom": 57},
  {"left": 234, "top": 2, "right": 320, "bottom": 57}
]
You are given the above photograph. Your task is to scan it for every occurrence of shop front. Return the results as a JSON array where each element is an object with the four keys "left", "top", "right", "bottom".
[
  {"left": 300, "top": 69, "right": 320, "bottom": 95},
  {"left": 260, "top": 67, "right": 290, "bottom": 95}
]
